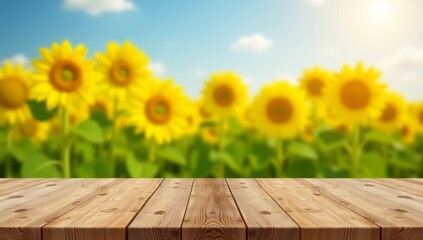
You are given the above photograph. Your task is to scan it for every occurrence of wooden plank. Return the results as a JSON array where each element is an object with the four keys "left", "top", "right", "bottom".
[
  {"left": 0, "top": 178, "right": 50, "bottom": 196},
  {"left": 306, "top": 179, "right": 423, "bottom": 240},
  {"left": 227, "top": 179, "right": 299, "bottom": 240},
  {"left": 181, "top": 178, "right": 245, "bottom": 240},
  {"left": 43, "top": 178, "right": 163, "bottom": 240},
  {"left": 369, "top": 179, "right": 423, "bottom": 197},
  {"left": 128, "top": 178, "right": 193, "bottom": 240},
  {"left": 257, "top": 178, "right": 379, "bottom": 240},
  {"left": 0, "top": 178, "right": 113, "bottom": 240}
]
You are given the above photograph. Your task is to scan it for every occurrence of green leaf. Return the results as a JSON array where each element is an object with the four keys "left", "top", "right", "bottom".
[
  {"left": 157, "top": 146, "right": 186, "bottom": 166},
  {"left": 73, "top": 141, "right": 95, "bottom": 162},
  {"left": 90, "top": 110, "right": 112, "bottom": 128},
  {"left": 10, "top": 138, "right": 38, "bottom": 162},
  {"left": 285, "top": 158, "right": 316, "bottom": 178},
  {"left": 321, "top": 166, "right": 350, "bottom": 178},
  {"left": 225, "top": 141, "right": 247, "bottom": 168},
  {"left": 211, "top": 151, "right": 242, "bottom": 174},
  {"left": 287, "top": 141, "right": 318, "bottom": 160},
  {"left": 76, "top": 160, "right": 112, "bottom": 178},
  {"left": 248, "top": 141, "right": 275, "bottom": 169},
  {"left": 390, "top": 151, "right": 419, "bottom": 170},
  {"left": 359, "top": 151, "right": 387, "bottom": 177},
  {"left": 364, "top": 130, "right": 393, "bottom": 144},
  {"left": 72, "top": 120, "right": 104, "bottom": 143},
  {"left": 27, "top": 100, "right": 58, "bottom": 121},
  {"left": 21, "top": 153, "right": 61, "bottom": 177},
  {"left": 126, "top": 152, "right": 159, "bottom": 178},
  {"left": 189, "top": 141, "right": 213, "bottom": 177},
  {"left": 318, "top": 130, "right": 346, "bottom": 149}
]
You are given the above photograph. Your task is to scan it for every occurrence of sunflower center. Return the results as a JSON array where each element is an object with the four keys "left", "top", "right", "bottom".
[
  {"left": 379, "top": 103, "right": 397, "bottom": 122},
  {"left": 213, "top": 84, "right": 234, "bottom": 107},
  {"left": 307, "top": 78, "right": 324, "bottom": 96},
  {"left": 401, "top": 125, "right": 410, "bottom": 138},
  {"left": 340, "top": 80, "right": 371, "bottom": 110},
  {"left": 110, "top": 62, "right": 132, "bottom": 86},
  {"left": 145, "top": 95, "right": 172, "bottom": 125},
  {"left": 19, "top": 120, "right": 38, "bottom": 137},
  {"left": 0, "top": 78, "right": 29, "bottom": 109},
  {"left": 266, "top": 97, "right": 293, "bottom": 124},
  {"left": 49, "top": 60, "right": 82, "bottom": 92},
  {"left": 90, "top": 101, "right": 107, "bottom": 113}
]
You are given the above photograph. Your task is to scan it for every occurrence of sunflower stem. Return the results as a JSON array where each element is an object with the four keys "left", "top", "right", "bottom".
[
  {"left": 110, "top": 97, "right": 119, "bottom": 177},
  {"left": 5, "top": 126, "right": 13, "bottom": 178},
  {"left": 273, "top": 139, "right": 285, "bottom": 178},
  {"left": 148, "top": 140, "right": 156, "bottom": 163},
  {"left": 217, "top": 118, "right": 226, "bottom": 178},
  {"left": 60, "top": 107, "right": 71, "bottom": 178},
  {"left": 350, "top": 124, "right": 361, "bottom": 178}
]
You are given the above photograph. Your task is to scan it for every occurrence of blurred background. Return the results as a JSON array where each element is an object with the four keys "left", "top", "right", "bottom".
[{"left": 0, "top": 0, "right": 422, "bottom": 178}]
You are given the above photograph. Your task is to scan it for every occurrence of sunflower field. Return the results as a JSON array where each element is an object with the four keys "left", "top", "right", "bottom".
[{"left": 1, "top": 40, "right": 423, "bottom": 178}]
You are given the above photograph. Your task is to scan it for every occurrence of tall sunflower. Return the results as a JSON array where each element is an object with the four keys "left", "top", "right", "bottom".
[
  {"left": 202, "top": 71, "right": 248, "bottom": 118},
  {"left": 250, "top": 81, "right": 309, "bottom": 139},
  {"left": 15, "top": 118, "right": 50, "bottom": 142},
  {"left": 372, "top": 92, "right": 407, "bottom": 133},
  {"left": 128, "top": 79, "right": 190, "bottom": 144},
  {"left": 32, "top": 40, "right": 99, "bottom": 110},
  {"left": 96, "top": 41, "right": 152, "bottom": 107},
  {"left": 299, "top": 66, "right": 334, "bottom": 102},
  {"left": 0, "top": 61, "right": 32, "bottom": 125},
  {"left": 410, "top": 102, "right": 423, "bottom": 133},
  {"left": 325, "top": 62, "right": 386, "bottom": 125}
]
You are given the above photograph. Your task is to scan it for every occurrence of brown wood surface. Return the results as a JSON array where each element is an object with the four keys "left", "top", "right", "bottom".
[
  {"left": 257, "top": 178, "right": 379, "bottom": 240},
  {"left": 0, "top": 178, "right": 114, "bottom": 240},
  {"left": 181, "top": 178, "right": 246, "bottom": 240},
  {"left": 128, "top": 178, "right": 193, "bottom": 240},
  {"left": 0, "top": 178, "right": 50, "bottom": 196},
  {"left": 306, "top": 179, "right": 423, "bottom": 240},
  {"left": 0, "top": 178, "right": 422, "bottom": 240},
  {"left": 43, "top": 178, "right": 163, "bottom": 240},
  {"left": 227, "top": 179, "right": 299, "bottom": 240}
]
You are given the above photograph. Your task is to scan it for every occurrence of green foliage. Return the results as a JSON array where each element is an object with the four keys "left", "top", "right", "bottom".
[
  {"left": 72, "top": 120, "right": 104, "bottom": 143},
  {"left": 27, "top": 100, "right": 58, "bottom": 121}
]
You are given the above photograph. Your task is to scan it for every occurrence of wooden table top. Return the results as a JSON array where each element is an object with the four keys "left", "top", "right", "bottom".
[{"left": 0, "top": 178, "right": 422, "bottom": 240}]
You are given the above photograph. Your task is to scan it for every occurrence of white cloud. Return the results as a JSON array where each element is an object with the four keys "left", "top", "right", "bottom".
[
  {"left": 63, "top": 0, "right": 135, "bottom": 16},
  {"left": 149, "top": 62, "right": 166, "bottom": 76},
  {"left": 305, "top": 0, "right": 326, "bottom": 6},
  {"left": 231, "top": 33, "right": 274, "bottom": 53},
  {"left": 7, "top": 54, "right": 29, "bottom": 66},
  {"left": 379, "top": 47, "right": 423, "bottom": 101}
]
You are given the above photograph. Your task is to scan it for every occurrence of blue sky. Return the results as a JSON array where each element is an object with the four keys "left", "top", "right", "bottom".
[{"left": 1, "top": 0, "right": 423, "bottom": 100}]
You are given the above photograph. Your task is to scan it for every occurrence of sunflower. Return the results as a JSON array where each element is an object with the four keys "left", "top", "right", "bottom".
[
  {"left": 31, "top": 40, "right": 99, "bottom": 110},
  {"left": 15, "top": 118, "right": 50, "bottom": 142},
  {"left": 299, "top": 66, "right": 334, "bottom": 101},
  {"left": 202, "top": 71, "right": 248, "bottom": 118},
  {"left": 410, "top": 102, "right": 423, "bottom": 133},
  {"left": 201, "top": 126, "right": 220, "bottom": 145},
  {"left": 128, "top": 79, "right": 190, "bottom": 144},
  {"left": 96, "top": 41, "right": 152, "bottom": 108},
  {"left": 325, "top": 62, "right": 386, "bottom": 125},
  {"left": 183, "top": 99, "right": 202, "bottom": 136},
  {"left": 89, "top": 96, "right": 113, "bottom": 119},
  {"left": 372, "top": 92, "right": 407, "bottom": 133},
  {"left": 0, "top": 61, "right": 32, "bottom": 125},
  {"left": 250, "top": 81, "right": 309, "bottom": 139}
]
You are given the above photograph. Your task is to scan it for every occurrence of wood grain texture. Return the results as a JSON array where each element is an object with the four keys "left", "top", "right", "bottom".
[
  {"left": 257, "top": 178, "right": 379, "bottom": 240},
  {"left": 182, "top": 178, "right": 246, "bottom": 240},
  {"left": 227, "top": 179, "right": 299, "bottom": 240},
  {"left": 0, "top": 178, "right": 113, "bottom": 240},
  {"left": 0, "top": 178, "right": 50, "bottom": 196},
  {"left": 369, "top": 178, "right": 423, "bottom": 197},
  {"left": 128, "top": 178, "right": 193, "bottom": 240},
  {"left": 43, "top": 178, "right": 163, "bottom": 240},
  {"left": 306, "top": 179, "right": 423, "bottom": 240}
]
